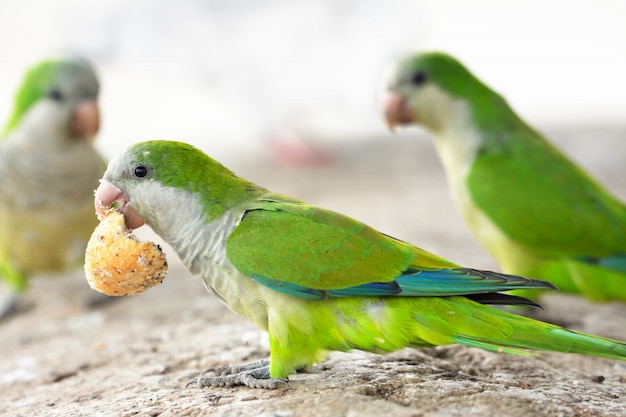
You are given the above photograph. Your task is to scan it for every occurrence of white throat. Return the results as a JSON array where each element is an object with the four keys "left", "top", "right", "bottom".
[
  {"left": 129, "top": 181, "right": 269, "bottom": 324},
  {"left": 425, "top": 97, "right": 482, "bottom": 198},
  {"left": 14, "top": 101, "right": 70, "bottom": 145}
]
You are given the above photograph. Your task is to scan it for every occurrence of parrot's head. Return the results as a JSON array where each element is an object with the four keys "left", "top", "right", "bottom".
[
  {"left": 2, "top": 57, "right": 100, "bottom": 141},
  {"left": 94, "top": 140, "right": 263, "bottom": 235},
  {"left": 384, "top": 52, "right": 501, "bottom": 135}
]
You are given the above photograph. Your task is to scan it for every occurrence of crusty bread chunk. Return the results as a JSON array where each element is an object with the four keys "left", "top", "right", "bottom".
[{"left": 84, "top": 210, "right": 167, "bottom": 296}]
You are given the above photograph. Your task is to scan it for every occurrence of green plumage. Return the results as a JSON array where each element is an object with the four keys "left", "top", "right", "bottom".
[
  {"left": 98, "top": 140, "right": 626, "bottom": 388},
  {"left": 0, "top": 57, "right": 105, "bottom": 308},
  {"left": 229, "top": 201, "right": 426, "bottom": 289},
  {"left": 386, "top": 52, "right": 626, "bottom": 301},
  {"left": 4, "top": 59, "right": 84, "bottom": 135},
  {"left": 265, "top": 295, "right": 626, "bottom": 379}
]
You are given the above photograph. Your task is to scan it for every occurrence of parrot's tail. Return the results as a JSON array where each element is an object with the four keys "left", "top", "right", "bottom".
[
  {"left": 267, "top": 294, "right": 626, "bottom": 380},
  {"left": 422, "top": 296, "right": 626, "bottom": 360}
]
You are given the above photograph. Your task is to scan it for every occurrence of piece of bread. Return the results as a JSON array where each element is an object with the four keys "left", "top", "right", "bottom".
[{"left": 84, "top": 210, "right": 168, "bottom": 296}]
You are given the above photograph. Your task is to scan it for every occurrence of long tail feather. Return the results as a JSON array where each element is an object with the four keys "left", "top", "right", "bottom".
[{"left": 439, "top": 297, "right": 626, "bottom": 360}]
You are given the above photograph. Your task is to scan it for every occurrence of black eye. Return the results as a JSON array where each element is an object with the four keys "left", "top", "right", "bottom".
[
  {"left": 132, "top": 164, "right": 151, "bottom": 178},
  {"left": 409, "top": 70, "right": 427, "bottom": 86},
  {"left": 47, "top": 89, "right": 63, "bottom": 101}
]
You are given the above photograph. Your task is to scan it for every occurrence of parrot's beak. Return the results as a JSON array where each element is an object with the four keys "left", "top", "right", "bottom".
[
  {"left": 69, "top": 99, "right": 100, "bottom": 140},
  {"left": 383, "top": 93, "right": 415, "bottom": 133},
  {"left": 94, "top": 180, "right": 145, "bottom": 229}
]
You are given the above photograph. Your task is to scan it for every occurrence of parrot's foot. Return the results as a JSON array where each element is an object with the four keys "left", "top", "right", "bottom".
[
  {"left": 200, "top": 358, "right": 271, "bottom": 376},
  {"left": 186, "top": 359, "right": 288, "bottom": 390}
]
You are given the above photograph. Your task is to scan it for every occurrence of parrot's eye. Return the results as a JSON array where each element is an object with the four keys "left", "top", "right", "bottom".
[
  {"left": 132, "top": 164, "right": 151, "bottom": 179},
  {"left": 47, "top": 89, "right": 64, "bottom": 101},
  {"left": 409, "top": 71, "right": 427, "bottom": 87}
]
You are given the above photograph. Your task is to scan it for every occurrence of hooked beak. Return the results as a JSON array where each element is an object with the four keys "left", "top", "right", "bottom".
[
  {"left": 383, "top": 93, "right": 415, "bottom": 133},
  {"left": 94, "top": 180, "right": 145, "bottom": 229},
  {"left": 69, "top": 99, "right": 100, "bottom": 140}
]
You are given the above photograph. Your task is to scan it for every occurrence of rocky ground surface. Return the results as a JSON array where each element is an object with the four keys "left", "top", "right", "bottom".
[{"left": 1, "top": 127, "right": 626, "bottom": 417}]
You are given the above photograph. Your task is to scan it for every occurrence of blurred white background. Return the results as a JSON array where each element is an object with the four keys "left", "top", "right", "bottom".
[{"left": 0, "top": 0, "right": 624, "bottom": 164}]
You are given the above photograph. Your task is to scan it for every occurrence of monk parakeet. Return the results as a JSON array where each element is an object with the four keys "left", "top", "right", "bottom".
[
  {"left": 384, "top": 52, "right": 626, "bottom": 302},
  {"left": 94, "top": 140, "right": 626, "bottom": 389},
  {"left": 0, "top": 57, "right": 106, "bottom": 316}
]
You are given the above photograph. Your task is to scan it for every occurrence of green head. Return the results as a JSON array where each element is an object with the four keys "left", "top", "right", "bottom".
[
  {"left": 390, "top": 52, "right": 491, "bottom": 97},
  {"left": 385, "top": 52, "right": 518, "bottom": 133},
  {"left": 99, "top": 140, "right": 265, "bottom": 232},
  {"left": 3, "top": 57, "right": 100, "bottom": 136}
]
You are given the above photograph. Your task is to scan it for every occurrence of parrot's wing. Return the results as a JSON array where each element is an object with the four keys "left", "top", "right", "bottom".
[
  {"left": 469, "top": 131, "right": 626, "bottom": 266},
  {"left": 226, "top": 198, "right": 553, "bottom": 301}
]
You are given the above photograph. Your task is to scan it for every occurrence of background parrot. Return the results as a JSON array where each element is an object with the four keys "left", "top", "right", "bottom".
[
  {"left": 384, "top": 52, "right": 626, "bottom": 302},
  {"left": 0, "top": 57, "right": 107, "bottom": 317},
  {"left": 94, "top": 140, "right": 626, "bottom": 389}
]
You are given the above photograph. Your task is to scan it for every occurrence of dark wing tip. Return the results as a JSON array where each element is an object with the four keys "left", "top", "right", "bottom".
[
  {"left": 463, "top": 268, "right": 558, "bottom": 291},
  {"left": 466, "top": 293, "right": 544, "bottom": 309}
]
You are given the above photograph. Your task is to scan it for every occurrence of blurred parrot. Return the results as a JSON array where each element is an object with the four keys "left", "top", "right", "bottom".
[
  {"left": 94, "top": 140, "right": 626, "bottom": 389},
  {"left": 384, "top": 51, "right": 626, "bottom": 302},
  {"left": 0, "top": 57, "right": 107, "bottom": 317}
]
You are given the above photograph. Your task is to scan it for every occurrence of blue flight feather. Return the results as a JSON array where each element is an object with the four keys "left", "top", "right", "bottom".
[
  {"left": 251, "top": 275, "right": 326, "bottom": 300},
  {"left": 252, "top": 268, "right": 553, "bottom": 300}
]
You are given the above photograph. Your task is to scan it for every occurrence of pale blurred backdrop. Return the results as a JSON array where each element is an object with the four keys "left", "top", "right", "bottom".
[{"left": 0, "top": 0, "right": 624, "bottom": 165}]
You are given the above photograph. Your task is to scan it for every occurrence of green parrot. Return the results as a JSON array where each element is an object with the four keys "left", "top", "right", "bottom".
[
  {"left": 0, "top": 57, "right": 107, "bottom": 316},
  {"left": 94, "top": 140, "right": 626, "bottom": 389},
  {"left": 384, "top": 52, "right": 626, "bottom": 301}
]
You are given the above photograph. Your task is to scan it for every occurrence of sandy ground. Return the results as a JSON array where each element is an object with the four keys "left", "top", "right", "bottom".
[{"left": 1, "top": 127, "right": 626, "bottom": 417}]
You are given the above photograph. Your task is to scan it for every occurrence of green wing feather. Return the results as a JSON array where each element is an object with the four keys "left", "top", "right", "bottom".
[
  {"left": 468, "top": 128, "right": 626, "bottom": 258},
  {"left": 226, "top": 196, "right": 437, "bottom": 290},
  {"left": 226, "top": 196, "right": 551, "bottom": 300}
]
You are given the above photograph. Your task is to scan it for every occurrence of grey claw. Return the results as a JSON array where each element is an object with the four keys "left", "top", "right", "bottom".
[
  {"left": 184, "top": 359, "right": 287, "bottom": 390},
  {"left": 184, "top": 378, "right": 199, "bottom": 389}
]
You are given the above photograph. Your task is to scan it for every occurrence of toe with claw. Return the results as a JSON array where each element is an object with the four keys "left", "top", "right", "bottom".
[{"left": 186, "top": 358, "right": 288, "bottom": 390}]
